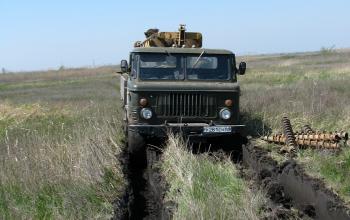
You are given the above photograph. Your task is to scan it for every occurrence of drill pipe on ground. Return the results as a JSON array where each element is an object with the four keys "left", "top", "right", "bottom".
[
  {"left": 294, "top": 133, "right": 341, "bottom": 142},
  {"left": 300, "top": 125, "right": 348, "bottom": 141},
  {"left": 262, "top": 135, "right": 341, "bottom": 149},
  {"left": 266, "top": 130, "right": 348, "bottom": 142},
  {"left": 263, "top": 135, "right": 286, "bottom": 144},
  {"left": 295, "top": 131, "right": 348, "bottom": 141},
  {"left": 296, "top": 139, "right": 340, "bottom": 149}
]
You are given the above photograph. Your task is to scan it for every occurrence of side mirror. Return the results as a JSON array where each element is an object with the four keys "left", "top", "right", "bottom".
[
  {"left": 120, "top": 60, "right": 129, "bottom": 73},
  {"left": 238, "top": 62, "right": 246, "bottom": 75}
]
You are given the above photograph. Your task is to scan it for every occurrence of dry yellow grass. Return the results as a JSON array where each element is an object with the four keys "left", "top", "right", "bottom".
[{"left": 0, "top": 67, "right": 125, "bottom": 219}]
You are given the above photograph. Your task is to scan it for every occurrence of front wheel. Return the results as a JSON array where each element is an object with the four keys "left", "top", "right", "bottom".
[{"left": 127, "top": 129, "right": 145, "bottom": 156}]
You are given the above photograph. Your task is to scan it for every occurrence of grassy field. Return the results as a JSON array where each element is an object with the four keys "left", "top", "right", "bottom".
[
  {"left": 238, "top": 49, "right": 350, "bottom": 203},
  {"left": 161, "top": 134, "right": 267, "bottom": 220},
  {"left": 1, "top": 48, "right": 349, "bottom": 219},
  {"left": 0, "top": 67, "right": 125, "bottom": 219}
]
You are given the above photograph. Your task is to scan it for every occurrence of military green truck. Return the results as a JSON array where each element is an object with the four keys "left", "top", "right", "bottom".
[{"left": 119, "top": 25, "right": 247, "bottom": 155}]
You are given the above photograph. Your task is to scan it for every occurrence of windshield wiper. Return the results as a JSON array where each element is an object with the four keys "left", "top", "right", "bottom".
[
  {"left": 191, "top": 50, "right": 205, "bottom": 69},
  {"left": 187, "top": 50, "right": 205, "bottom": 76}
]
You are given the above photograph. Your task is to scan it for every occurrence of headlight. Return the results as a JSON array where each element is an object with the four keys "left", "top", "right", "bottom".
[
  {"left": 220, "top": 109, "right": 231, "bottom": 120},
  {"left": 140, "top": 108, "right": 152, "bottom": 119}
]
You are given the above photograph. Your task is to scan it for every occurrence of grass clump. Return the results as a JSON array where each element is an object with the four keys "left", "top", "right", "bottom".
[{"left": 161, "top": 135, "right": 266, "bottom": 220}]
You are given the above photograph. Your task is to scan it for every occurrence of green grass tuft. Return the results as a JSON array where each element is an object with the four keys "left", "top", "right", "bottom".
[{"left": 161, "top": 135, "right": 266, "bottom": 220}]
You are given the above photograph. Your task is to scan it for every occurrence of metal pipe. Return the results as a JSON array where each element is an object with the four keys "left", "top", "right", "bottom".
[
  {"left": 262, "top": 135, "right": 341, "bottom": 149},
  {"left": 296, "top": 139, "right": 340, "bottom": 149},
  {"left": 294, "top": 133, "right": 341, "bottom": 142},
  {"left": 265, "top": 132, "right": 344, "bottom": 142}
]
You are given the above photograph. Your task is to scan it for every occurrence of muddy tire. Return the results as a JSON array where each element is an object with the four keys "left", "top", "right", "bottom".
[{"left": 127, "top": 129, "right": 145, "bottom": 156}]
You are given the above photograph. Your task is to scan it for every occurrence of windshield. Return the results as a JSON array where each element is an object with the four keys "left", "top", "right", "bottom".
[
  {"left": 139, "top": 54, "right": 184, "bottom": 80},
  {"left": 186, "top": 55, "right": 230, "bottom": 80},
  {"left": 138, "top": 53, "right": 231, "bottom": 81}
]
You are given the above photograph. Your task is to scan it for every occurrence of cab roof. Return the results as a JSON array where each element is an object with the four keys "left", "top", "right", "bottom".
[{"left": 132, "top": 47, "right": 234, "bottom": 55}]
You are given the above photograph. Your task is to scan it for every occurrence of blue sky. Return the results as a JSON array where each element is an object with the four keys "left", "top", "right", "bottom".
[{"left": 1, "top": 0, "right": 350, "bottom": 71}]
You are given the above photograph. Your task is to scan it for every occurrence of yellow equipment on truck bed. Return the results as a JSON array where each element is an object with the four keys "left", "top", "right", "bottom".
[{"left": 134, "top": 24, "right": 202, "bottom": 48}]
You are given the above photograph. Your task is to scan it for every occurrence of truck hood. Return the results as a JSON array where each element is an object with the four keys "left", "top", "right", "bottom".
[{"left": 128, "top": 81, "right": 240, "bottom": 92}]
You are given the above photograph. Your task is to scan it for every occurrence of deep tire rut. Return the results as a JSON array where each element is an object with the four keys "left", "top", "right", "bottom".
[
  {"left": 116, "top": 140, "right": 350, "bottom": 220},
  {"left": 115, "top": 146, "right": 171, "bottom": 220},
  {"left": 242, "top": 143, "right": 350, "bottom": 220}
]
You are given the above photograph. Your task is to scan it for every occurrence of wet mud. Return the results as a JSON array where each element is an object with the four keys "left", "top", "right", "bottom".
[
  {"left": 115, "top": 139, "right": 350, "bottom": 219},
  {"left": 114, "top": 146, "right": 173, "bottom": 220},
  {"left": 243, "top": 144, "right": 350, "bottom": 220}
]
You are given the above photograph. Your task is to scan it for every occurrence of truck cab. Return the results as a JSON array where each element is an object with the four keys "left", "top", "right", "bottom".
[{"left": 119, "top": 25, "right": 246, "bottom": 155}]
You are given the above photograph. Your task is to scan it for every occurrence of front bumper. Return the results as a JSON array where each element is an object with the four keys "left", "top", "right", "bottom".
[{"left": 128, "top": 123, "right": 245, "bottom": 139}]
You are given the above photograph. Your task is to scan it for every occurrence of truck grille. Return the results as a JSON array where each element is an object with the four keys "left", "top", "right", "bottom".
[{"left": 155, "top": 93, "right": 216, "bottom": 117}]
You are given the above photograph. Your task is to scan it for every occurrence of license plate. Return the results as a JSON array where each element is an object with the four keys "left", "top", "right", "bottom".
[{"left": 203, "top": 126, "right": 232, "bottom": 133}]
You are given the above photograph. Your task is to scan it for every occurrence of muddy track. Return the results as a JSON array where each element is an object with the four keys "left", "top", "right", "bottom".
[
  {"left": 114, "top": 145, "right": 172, "bottom": 220},
  {"left": 242, "top": 143, "right": 350, "bottom": 220},
  {"left": 115, "top": 140, "right": 350, "bottom": 220},
  {"left": 146, "top": 147, "right": 174, "bottom": 219}
]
